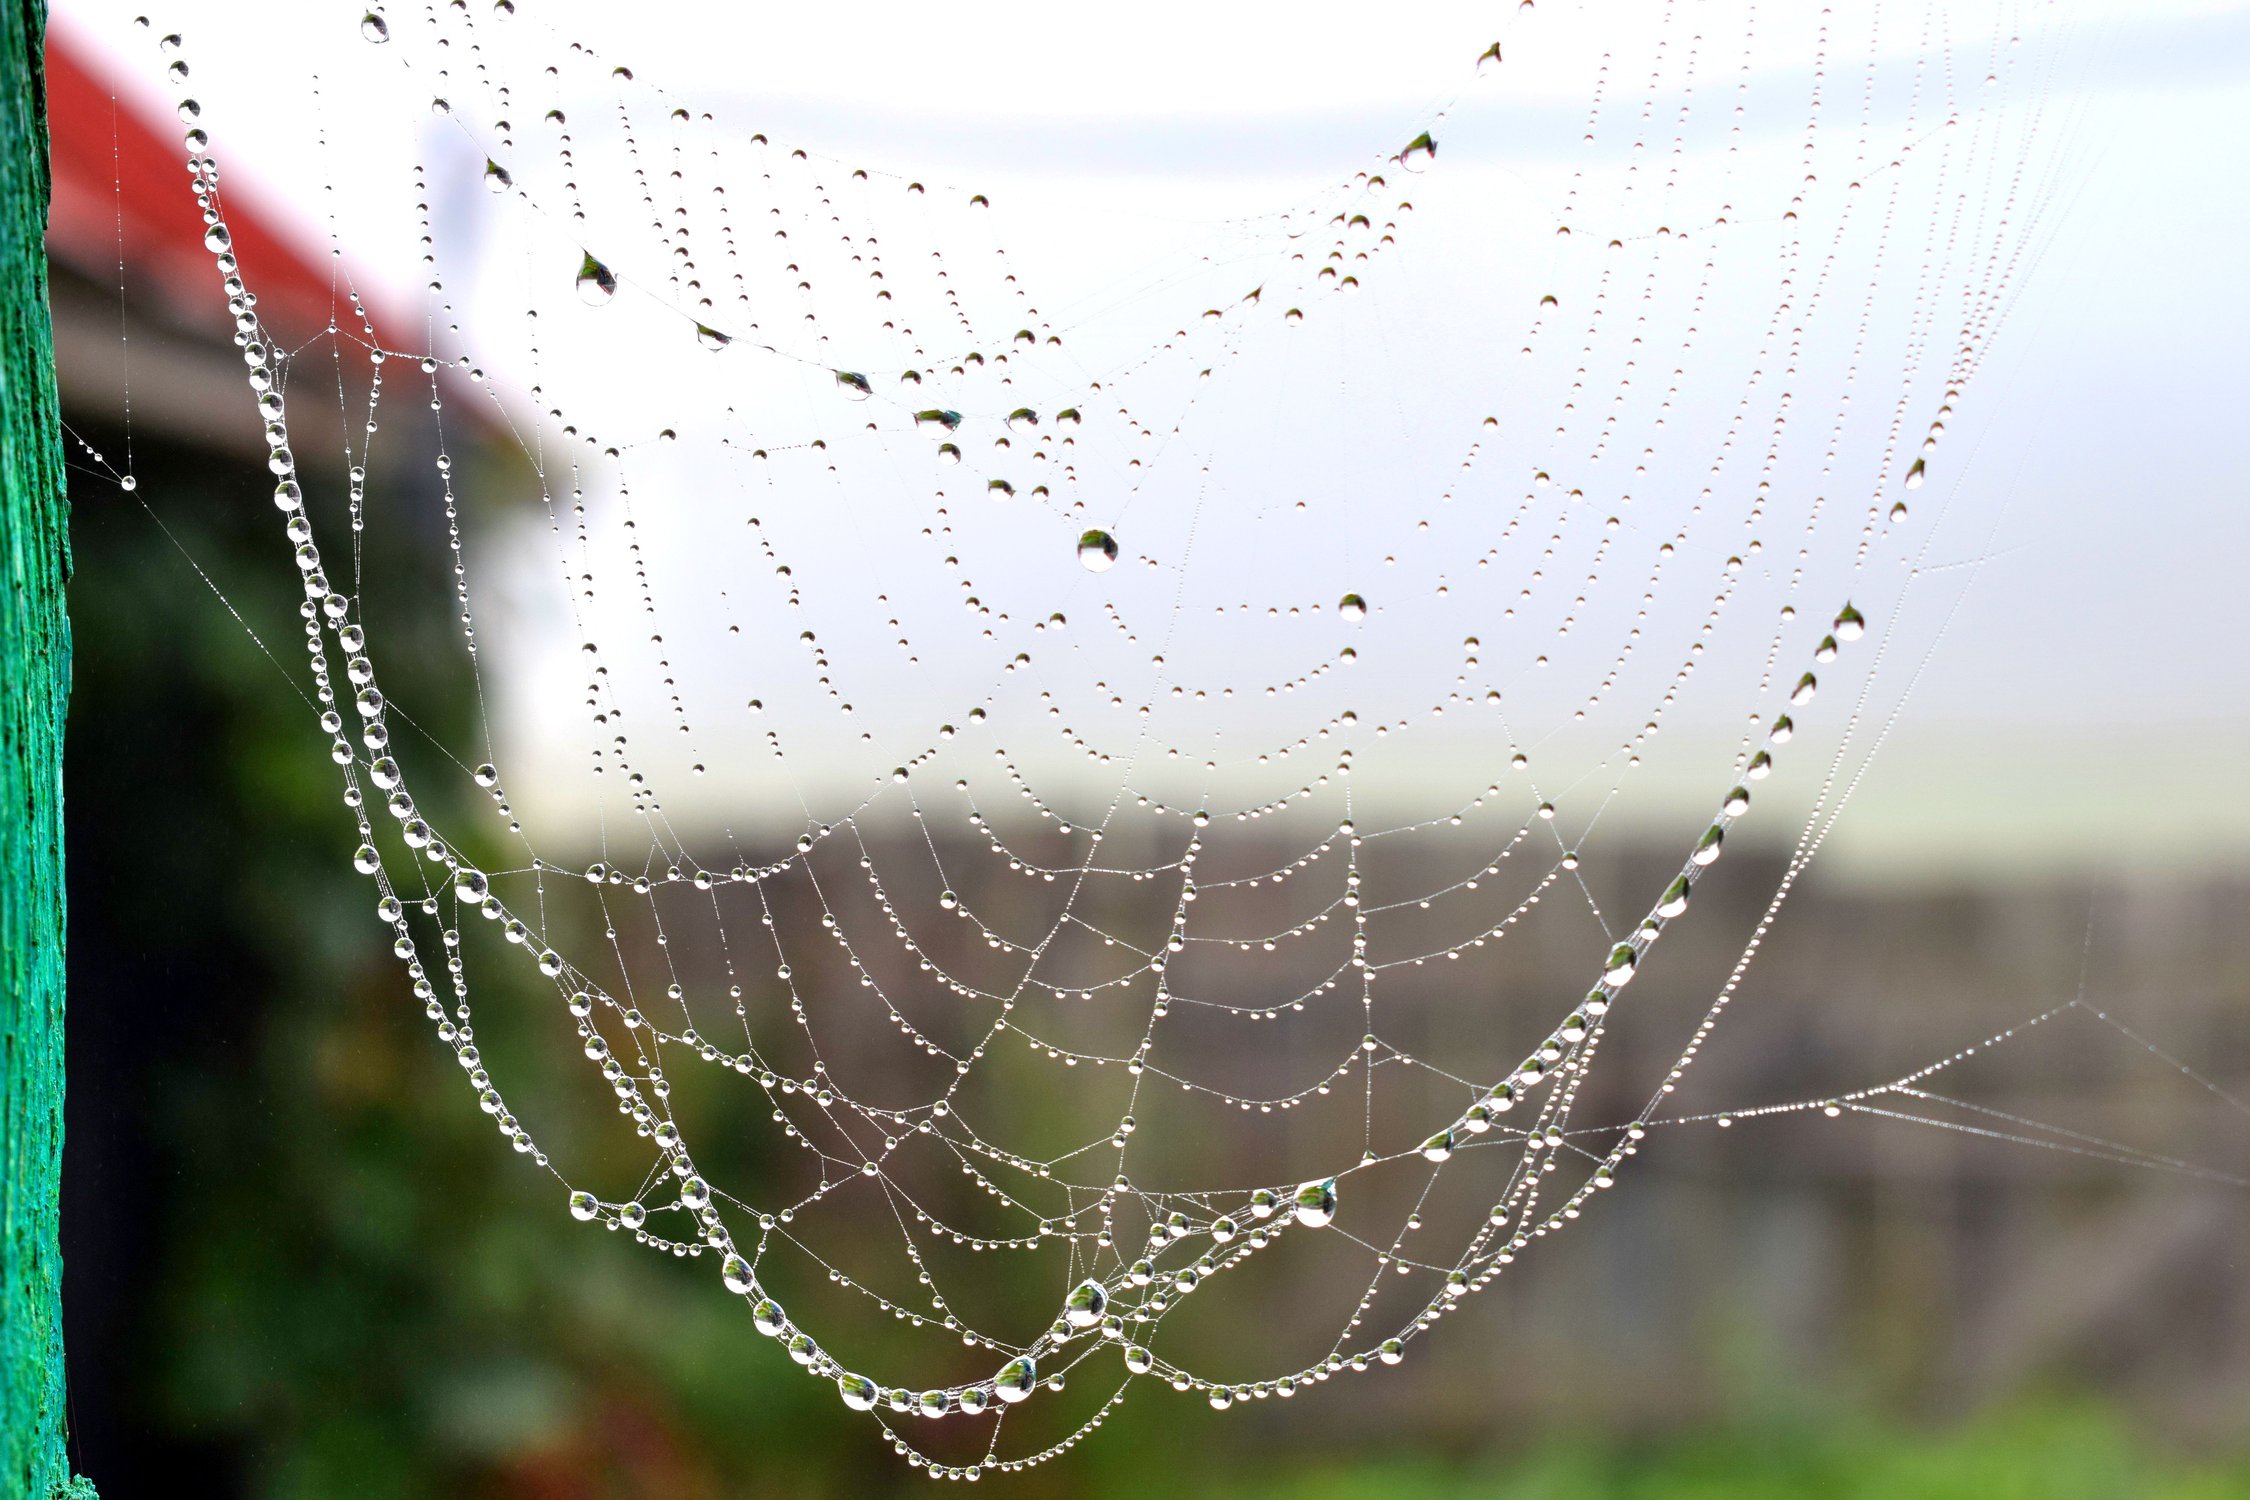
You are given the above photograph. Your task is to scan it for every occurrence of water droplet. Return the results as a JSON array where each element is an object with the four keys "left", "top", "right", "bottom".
[
  {"left": 834, "top": 370, "right": 872, "bottom": 401},
  {"left": 1477, "top": 41, "right": 1503, "bottom": 73},
  {"left": 203, "top": 222, "right": 231, "bottom": 254},
  {"left": 473, "top": 762, "right": 500, "bottom": 789},
  {"left": 1123, "top": 1344, "right": 1154, "bottom": 1374},
  {"left": 361, "top": 11, "right": 389, "bottom": 42},
  {"left": 1063, "top": 1280, "right": 1107, "bottom": 1328},
  {"left": 567, "top": 1190, "right": 599, "bottom": 1221},
  {"left": 352, "top": 844, "right": 380, "bottom": 875},
  {"left": 1338, "top": 593, "right": 1367, "bottom": 622},
  {"left": 455, "top": 868, "right": 490, "bottom": 902},
  {"left": 484, "top": 159, "right": 512, "bottom": 193},
  {"left": 1603, "top": 944, "right": 1638, "bottom": 986},
  {"left": 1078, "top": 530, "right": 1119, "bottom": 572},
  {"left": 1656, "top": 874, "right": 1691, "bottom": 918},
  {"left": 913, "top": 409, "right": 962, "bottom": 432},
  {"left": 575, "top": 251, "right": 617, "bottom": 305},
  {"left": 722, "top": 1254, "right": 756, "bottom": 1296},
  {"left": 1790, "top": 672, "right": 1817, "bottom": 706},
  {"left": 752, "top": 1297, "right": 787, "bottom": 1336},
  {"left": 1691, "top": 824, "right": 1725, "bottom": 866},
  {"left": 1723, "top": 785, "right": 1751, "bottom": 817},
  {"left": 993, "top": 1355, "right": 1038, "bottom": 1403},
  {"left": 696, "top": 324, "right": 732, "bottom": 351},
  {"left": 1006, "top": 407, "right": 1039, "bottom": 432},
  {"left": 1292, "top": 1177, "right": 1337, "bottom": 1227},
  {"left": 839, "top": 1374, "right": 879, "bottom": 1411},
  {"left": 1833, "top": 602, "right": 1865, "bottom": 641},
  {"left": 1904, "top": 457, "right": 1926, "bottom": 490},
  {"left": 1396, "top": 132, "right": 1437, "bottom": 171},
  {"left": 1420, "top": 1130, "right": 1454, "bottom": 1163}
]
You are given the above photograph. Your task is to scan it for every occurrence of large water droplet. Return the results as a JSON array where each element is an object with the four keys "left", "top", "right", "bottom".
[
  {"left": 484, "top": 159, "right": 512, "bottom": 193},
  {"left": 1656, "top": 874, "right": 1691, "bottom": 918},
  {"left": 1396, "top": 132, "right": 1437, "bottom": 171},
  {"left": 839, "top": 1374, "right": 879, "bottom": 1411},
  {"left": 1063, "top": 1280, "right": 1107, "bottom": 1328},
  {"left": 567, "top": 1190, "right": 599, "bottom": 1221},
  {"left": 696, "top": 324, "right": 732, "bottom": 351},
  {"left": 1078, "top": 530, "right": 1119, "bottom": 572},
  {"left": 1904, "top": 457, "right": 1926, "bottom": 490},
  {"left": 575, "top": 251, "right": 617, "bottom": 305},
  {"left": 1338, "top": 593, "right": 1368, "bottom": 622},
  {"left": 993, "top": 1355, "right": 1038, "bottom": 1403},
  {"left": 1833, "top": 602, "right": 1866, "bottom": 641},
  {"left": 722, "top": 1254, "right": 756, "bottom": 1296},
  {"left": 834, "top": 370, "right": 872, "bottom": 400},
  {"left": 203, "top": 222, "right": 231, "bottom": 254},
  {"left": 361, "top": 11, "right": 390, "bottom": 42},
  {"left": 1292, "top": 1177, "right": 1337, "bottom": 1227}
]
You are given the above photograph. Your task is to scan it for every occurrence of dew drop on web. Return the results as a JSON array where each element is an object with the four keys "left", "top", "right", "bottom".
[
  {"left": 1078, "top": 530, "right": 1119, "bottom": 572},
  {"left": 574, "top": 251, "right": 617, "bottom": 305}
]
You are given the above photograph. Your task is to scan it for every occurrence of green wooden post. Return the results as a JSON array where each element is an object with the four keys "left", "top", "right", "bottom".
[{"left": 0, "top": 2, "right": 92, "bottom": 1496}]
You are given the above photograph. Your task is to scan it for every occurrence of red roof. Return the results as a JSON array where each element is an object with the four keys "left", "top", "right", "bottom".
[{"left": 45, "top": 23, "right": 392, "bottom": 349}]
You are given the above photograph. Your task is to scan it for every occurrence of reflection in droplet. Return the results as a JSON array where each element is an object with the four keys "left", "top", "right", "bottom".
[
  {"left": 1396, "top": 132, "right": 1437, "bottom": 171},
  {"left": 993, "top": 1355, "right": 1038, "bottom": 1403},
  {"left": 1338, "top": 593, "right": 1368, "bottom": 622},
  {"left": 1063, "top": 1280, "right": 1107, "bottom": 1328},
  {"left": 1292, "top": 1177, "right": 1337, "bottom": 1227},
  {"left": 1657, "top": 874, "right": 1691, "bottom": 919},
  {"left": 1078, "top": 530, "right": 1119, "bottom": 572},
  {"left": 835, "top": 370, "right": 873, "bottom": 400},
  {"left": 696, "top": 324, "right": 732, "bottom": 351},
  {"left": 575, "top": 251, "right": 617, "bottom": 305}
]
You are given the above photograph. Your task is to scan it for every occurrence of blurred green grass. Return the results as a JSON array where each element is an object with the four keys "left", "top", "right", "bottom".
[{"left": 1084, "top": 1405, "right": 2250, "bottom": 1500}]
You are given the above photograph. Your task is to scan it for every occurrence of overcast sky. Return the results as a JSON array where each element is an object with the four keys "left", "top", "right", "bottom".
[{"left": 58, "top": 0, "right": 2250, "bottom": 880}]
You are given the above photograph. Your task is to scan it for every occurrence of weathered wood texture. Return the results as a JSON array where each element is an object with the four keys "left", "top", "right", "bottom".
[{"left": 1, "top": 1, "right": 92, "bottom": 1495}]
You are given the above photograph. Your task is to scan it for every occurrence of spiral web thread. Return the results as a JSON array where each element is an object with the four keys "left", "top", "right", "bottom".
[{"left": 66, "top": 0, "right": 2250, "bottom": 1480}]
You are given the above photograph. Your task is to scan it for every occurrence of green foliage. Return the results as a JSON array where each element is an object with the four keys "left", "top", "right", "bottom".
[{"left": 1085, "top": 1406, "right": 2250, "bottom": 1500}]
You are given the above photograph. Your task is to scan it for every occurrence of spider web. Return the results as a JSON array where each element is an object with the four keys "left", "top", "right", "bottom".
[{"left": 65, "top": 0, "right": 2249, "bottom": 1480}]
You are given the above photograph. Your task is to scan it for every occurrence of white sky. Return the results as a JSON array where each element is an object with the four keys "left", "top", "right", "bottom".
[{"left": 57, "top": 0, "right": 2250, "bottom": 880}]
